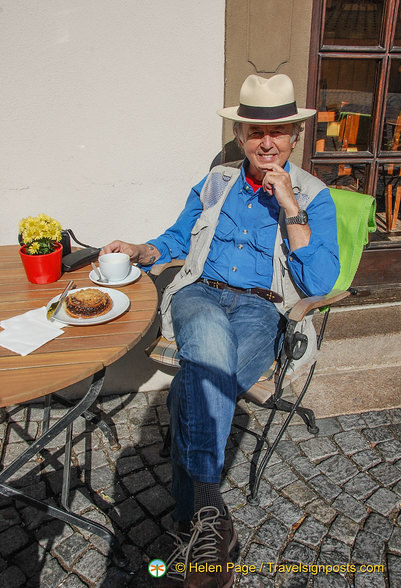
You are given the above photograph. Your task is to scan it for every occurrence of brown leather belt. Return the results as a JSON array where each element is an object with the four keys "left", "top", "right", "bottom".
[{"left": 196, "top": 278, "right": 283, "bottom": 303}]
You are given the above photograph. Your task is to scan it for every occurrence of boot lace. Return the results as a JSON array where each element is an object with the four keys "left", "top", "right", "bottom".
[
  {"left": 185, "top": 506, "right": 223, "bottom": 567},
  {"left": 165, "top": 531, "right": 190, "bottom": 581}
]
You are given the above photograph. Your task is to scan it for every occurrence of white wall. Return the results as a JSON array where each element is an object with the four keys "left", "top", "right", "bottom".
[
  {"left": 1, "top": 0, "right": 225, "bottom": 247},
  {"left": 1, "top": 0, "right": 225, "bottom": 396}
]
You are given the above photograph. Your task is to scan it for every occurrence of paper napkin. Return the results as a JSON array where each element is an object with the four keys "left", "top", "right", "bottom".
[{"left": 0, "top": 307, "right": 64, "bottom": 356}]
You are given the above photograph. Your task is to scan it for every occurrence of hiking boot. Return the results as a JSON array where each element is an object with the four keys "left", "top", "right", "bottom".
[
  {"left": 184, "top": 506, "right": 238, "bottom": 588},
  {"left": 160, "top": 530, "right": 190, "bottom": 587}
]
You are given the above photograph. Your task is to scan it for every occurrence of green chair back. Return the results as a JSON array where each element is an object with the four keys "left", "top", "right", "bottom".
[{"left": 329, "top": 187, "right": 377, "bottom": 291}]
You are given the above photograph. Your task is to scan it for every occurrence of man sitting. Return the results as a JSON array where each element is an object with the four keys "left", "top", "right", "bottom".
[{"left": 102, "top": 73, "right": 340, "bottom": 587}]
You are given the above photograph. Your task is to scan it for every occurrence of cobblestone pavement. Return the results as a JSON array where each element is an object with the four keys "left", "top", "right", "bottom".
[{"left": 1, "top": 388, "right": 401, "bottom": 588}]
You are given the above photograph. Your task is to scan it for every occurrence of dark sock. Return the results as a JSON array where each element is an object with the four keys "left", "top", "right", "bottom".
[
  {"left": 176, "top": 521, "right": 190, "bottom": 535},
  {"left": 193, "top": 481, "right": 225, "bottom": 516}
]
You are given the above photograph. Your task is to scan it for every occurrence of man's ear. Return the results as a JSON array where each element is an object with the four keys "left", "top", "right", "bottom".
[
  {"left": 290, "top": 133, "right": 299, "bottom": 149},
  {"left": 233, "top": 123, "right": 244, "bottom": 148}
]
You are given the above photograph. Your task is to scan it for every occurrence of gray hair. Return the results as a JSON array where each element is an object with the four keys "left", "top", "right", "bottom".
[{"left": 233, "top": 121, "right": 303, "bottom": 145}]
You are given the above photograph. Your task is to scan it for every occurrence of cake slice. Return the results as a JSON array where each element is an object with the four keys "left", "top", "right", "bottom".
[{"left": 64, "top": 288, "right": 112, "bottom": 318}]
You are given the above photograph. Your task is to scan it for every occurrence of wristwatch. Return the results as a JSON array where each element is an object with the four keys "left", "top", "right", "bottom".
[{"left": 285, "top": 209, "right": 308, "bottom": 225}]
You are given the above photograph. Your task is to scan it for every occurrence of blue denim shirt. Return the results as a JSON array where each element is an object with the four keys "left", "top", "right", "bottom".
[{"left": 148, "top": 160, "right": 339, "bottom": 296}]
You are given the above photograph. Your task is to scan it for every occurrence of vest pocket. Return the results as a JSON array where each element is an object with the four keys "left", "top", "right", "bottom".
[
  {"left": 187, "top": 216, "right": 210, "bottom": 272},
  {"left": 277, "top": 257, "right": 301, "bottom": 309},
  {"left": 190, "top": 216, "right": 209, "bottom": 236}
]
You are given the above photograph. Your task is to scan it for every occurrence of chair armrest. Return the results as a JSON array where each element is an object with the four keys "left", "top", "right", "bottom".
[
  {"left": 148, "top": 259, "right": 185, "bottom": 277},
  {"left": 288, "top": 289, "right": 350, "bottom": 323}
]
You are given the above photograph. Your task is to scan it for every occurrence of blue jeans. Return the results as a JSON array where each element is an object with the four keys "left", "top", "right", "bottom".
[{"left": 167, "top": 282, "right": 284, "bottom": 522}]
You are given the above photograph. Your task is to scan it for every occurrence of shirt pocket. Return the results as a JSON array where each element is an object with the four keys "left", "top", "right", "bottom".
[
  {"left": 214, "top": 213, "right": 236, "bottom": 240},
  {"left": 207, "top": 214, "right": 237, "bottom": 261},
  {"left": 254, "top": 232, "right": 274, "bottom": 276}
]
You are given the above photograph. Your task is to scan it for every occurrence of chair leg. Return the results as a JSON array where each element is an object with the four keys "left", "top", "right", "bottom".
[
  {"left": 274, "top": 398, "right": 319, "bottom": 434},
  {"left": 159, "top": 365, "right": 320, "bottom": 505},
  {"left": 247, "top": 360, "right": 320, "bottom": 505}
]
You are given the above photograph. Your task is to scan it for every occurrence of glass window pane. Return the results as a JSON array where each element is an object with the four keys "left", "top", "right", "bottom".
[
  {"left": 376, "top": 163, "right": 401, "bottom": 230},
  {"left": 381, "top": 59, "right": 401, "bottom": 151},
  {"left": 323, "top": 0, "right": 384, "bottom": 47},
  {"left": 312, "top": 162, "right": 368, "bottom": 192},
  {"left": 394, "top": 3, "right": 401, "bottom": 46},
  {"left": 316, "top": 59, "right": 376, "bottom": 153}
]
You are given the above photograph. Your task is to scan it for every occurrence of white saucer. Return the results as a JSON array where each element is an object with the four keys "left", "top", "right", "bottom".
[
  {"left": 89, "top": 265, "right": 141, "bottom": 286},
  {"left": 46, "top": 287, "right": 130, "bottom": 326}
]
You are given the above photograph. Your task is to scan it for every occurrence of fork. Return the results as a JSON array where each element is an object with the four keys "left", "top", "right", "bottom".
[{"left": 91, "top": 262, "right": 109, "bottom": 283}]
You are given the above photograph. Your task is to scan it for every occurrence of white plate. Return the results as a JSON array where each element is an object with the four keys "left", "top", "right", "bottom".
[
  {"left": 47, "top": 287, "right": 130, "bottom": 326},
  {"left": 89, "top": 265, "right": 141, "bottom": 286}
]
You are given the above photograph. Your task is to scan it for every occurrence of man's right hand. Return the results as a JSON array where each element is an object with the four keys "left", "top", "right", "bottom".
[
  {"left": 100, "top": 241, "right": 161, "bottom": 265},
  {"left": 101, "top": 240, "right": 140, "bottom": 259}
]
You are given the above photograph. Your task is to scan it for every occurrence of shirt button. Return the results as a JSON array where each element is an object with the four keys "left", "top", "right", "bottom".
[
  {"left": 243, "top": 229, "right": 248, "bottom": 234},
  {"left": 232, "top": 266, "right": 238, "bottom": 272},
  {"left": 238, "top": 244, "right": 243, "bottom": 250},
  {"left": 247, "top": 203, "right": 253, "bottom": 208},
  {"left": 289, "top": 256, "right": 293, "bottom": 261}
]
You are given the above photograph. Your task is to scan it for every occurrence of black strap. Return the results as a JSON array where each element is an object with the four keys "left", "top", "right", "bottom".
[{"left": 65, "top": 229, "right": 94, "bottom": 249}]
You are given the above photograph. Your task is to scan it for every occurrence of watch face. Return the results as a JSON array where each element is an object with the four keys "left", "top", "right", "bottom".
[{"left": 299, "top": 210, "right": 308, "bottom": 224}]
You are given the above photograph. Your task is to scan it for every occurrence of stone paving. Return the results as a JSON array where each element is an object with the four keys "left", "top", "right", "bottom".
[{"left": 1, "top": 388, "right": 401, "bottom": 587}]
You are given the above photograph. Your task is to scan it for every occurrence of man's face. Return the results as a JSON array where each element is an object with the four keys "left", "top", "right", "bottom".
[{"left": 238, "top": 123, "right": 297, "bottom": 181}]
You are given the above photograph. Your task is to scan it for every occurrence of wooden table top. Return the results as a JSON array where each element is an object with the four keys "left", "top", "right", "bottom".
[{"left": 0, "top": 245, "right": 158, "bottom": 407}]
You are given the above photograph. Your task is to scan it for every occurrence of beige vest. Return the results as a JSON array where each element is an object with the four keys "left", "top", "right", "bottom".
[{"left": 159, "top": 162, "right": 326, "bottom": 370}]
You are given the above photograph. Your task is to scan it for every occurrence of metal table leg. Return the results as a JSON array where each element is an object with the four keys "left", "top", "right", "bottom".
[
  {"left": 52, "top": 392, "right": 120, "bottom": 450},
  {"left": 0, "top": 369, "right": 127, "bottom": 567}
]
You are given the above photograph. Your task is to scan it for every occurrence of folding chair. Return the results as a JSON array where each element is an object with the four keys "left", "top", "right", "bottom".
[{"left": 146, "top": 187, "right": 376, "bottom": 504}]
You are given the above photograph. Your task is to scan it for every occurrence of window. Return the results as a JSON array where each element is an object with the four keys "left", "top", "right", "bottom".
[{"left": 304, "top": 0, "right": 401, "bottom": 236}]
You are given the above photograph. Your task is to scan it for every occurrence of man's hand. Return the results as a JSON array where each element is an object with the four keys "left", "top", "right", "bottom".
[
  {"left": 101, "top": 240, "right": 139, "bottom": 258},
  {"left": 262, "top": 163, "right": 311, "bottom": 250},
  {"left": 100, "top": 241, "right": 161, "bottom": 265},
  {"left": 261, "top": 163, "right": 299, "bottom": 217}
]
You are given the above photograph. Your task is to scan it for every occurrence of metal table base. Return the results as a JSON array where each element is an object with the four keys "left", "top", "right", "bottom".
[{"left": 0, "top": 369, "right": 127, "bottom": 567}]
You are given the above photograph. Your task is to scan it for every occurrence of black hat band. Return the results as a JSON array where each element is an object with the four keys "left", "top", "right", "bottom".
[{"left": 237, "top": 101, "right": 297, "bottom": 120}]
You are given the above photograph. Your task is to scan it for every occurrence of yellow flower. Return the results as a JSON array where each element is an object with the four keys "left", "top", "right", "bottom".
[
  {"left": 27, "top": 242, "right": 40, "bottom": 254},
  {"left": 19, "top": 213, "right": 63, "bottom": 255}
]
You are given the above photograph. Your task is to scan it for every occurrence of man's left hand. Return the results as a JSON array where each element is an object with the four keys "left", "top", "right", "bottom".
[{"left": 262, "top": 163, "right": 299, "bottom": 217}]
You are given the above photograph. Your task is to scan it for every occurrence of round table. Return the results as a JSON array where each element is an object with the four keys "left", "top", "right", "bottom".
[
  {"left": 0, "top": 245, "right": 158, "bottom": 407},
  {"left": 0, "top": 245, "right": 158, "bottom": 565}
]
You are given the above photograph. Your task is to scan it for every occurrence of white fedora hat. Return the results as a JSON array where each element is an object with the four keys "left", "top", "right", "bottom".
[{"left": 217, "top": 74, "right": 316, "bottom": 124}]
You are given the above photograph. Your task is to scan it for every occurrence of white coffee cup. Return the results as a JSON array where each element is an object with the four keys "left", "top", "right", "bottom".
[{"left": 99, "top": 253, "right": 131, "bottom": 281}]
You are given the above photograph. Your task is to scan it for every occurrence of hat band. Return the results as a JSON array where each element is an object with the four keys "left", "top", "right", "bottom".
[{"left": 237, "top": 101, "right": 297, "bottom": 120}]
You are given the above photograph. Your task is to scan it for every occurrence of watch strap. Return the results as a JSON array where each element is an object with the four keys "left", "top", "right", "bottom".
[{"left": 285, "top": 209, "right": 308, "bottom": 225}]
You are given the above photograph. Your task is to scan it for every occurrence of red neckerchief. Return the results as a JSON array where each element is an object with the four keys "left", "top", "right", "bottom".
[{"left": 245, "top": 173, "right": 263, "bottom": 193}]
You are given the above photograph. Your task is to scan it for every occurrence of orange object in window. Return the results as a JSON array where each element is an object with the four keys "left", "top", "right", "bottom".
[
  {"left": 318, "top": 111, "right": 336, "bottom": 123},
  {"left": 338, "top": 164, "right": 352, "bottom": 176},
  {"left": 339, "top": 114, "right": 360, "bottom": 150}
]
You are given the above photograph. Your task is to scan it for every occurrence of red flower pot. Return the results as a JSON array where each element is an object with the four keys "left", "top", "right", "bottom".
[{"left": 19, "top": 242, "right": 63, "bottom": 284}]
